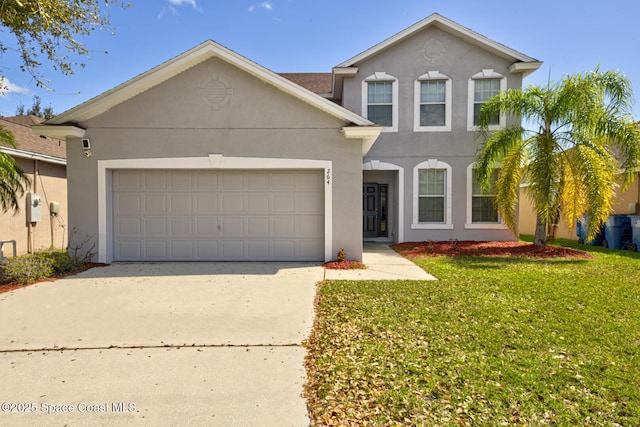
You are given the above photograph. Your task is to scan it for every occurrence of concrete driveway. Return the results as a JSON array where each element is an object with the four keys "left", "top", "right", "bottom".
[{"left": 0, "top": 262, "right": 323, "bottom": 426}]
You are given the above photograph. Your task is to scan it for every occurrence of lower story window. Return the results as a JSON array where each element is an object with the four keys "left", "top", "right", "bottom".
[
  {"left": 418, "top": 169, "right": 445, "bottom": 223},
  {"left": 471, "top": 168, "right": 499, "bottom": 223}
]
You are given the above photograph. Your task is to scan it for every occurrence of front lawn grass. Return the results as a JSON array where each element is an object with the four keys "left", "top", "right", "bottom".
[{"left": 304, "top": 238, "right": 640, "bottom": 426}]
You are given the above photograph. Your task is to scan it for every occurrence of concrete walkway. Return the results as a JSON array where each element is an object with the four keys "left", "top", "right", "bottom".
[{"left": 325, "top": 244, "right": 437, "bottom": 281}]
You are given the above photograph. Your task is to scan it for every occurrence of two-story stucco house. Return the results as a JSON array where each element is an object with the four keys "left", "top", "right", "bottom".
[{"left": 37, "top": 14, "right": 540, "bottom": 263}]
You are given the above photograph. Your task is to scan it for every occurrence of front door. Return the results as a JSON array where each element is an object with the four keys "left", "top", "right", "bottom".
[{"left": 362, "top": 183, "right": 388, "bottom": 239}]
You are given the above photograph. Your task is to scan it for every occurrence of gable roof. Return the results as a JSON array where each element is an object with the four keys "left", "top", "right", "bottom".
[
  {"left": 337, "top": 13, "right": 541, "bottom": 76},
  {"left": 45, "top": 40, "right": 374, "bottom": 127},
  {"left": 0, "top": 115, "right": 66, "bottom": 164}
]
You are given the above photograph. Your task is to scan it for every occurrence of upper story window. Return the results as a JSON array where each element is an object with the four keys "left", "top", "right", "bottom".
[
  {"left": 467, "top": 69, "right": 506, "bottom": 131},
  {"left": 362, "top": 72, "right": 398, "bottom": 132},
  {"left": 414, "top": 71, "right": 451, "bottom": 132}
]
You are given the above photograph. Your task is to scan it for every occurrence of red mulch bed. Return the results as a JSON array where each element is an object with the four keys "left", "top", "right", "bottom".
[
  {"left": 0, "top": 263, "right": 108, "bottom": 295},
  {"left": 392, "top": 241, "right": 594, "bottom": 259},
  {"left": 323, "top": 260, "right": 367, "bottom": 270}
]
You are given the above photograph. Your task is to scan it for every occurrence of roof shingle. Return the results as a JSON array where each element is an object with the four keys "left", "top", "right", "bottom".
[
  {"left": 279, "top": 73, "right": 333, "bottom": 95},
  {"left": 0, "top": 115, "right": 66, "bottom": 160}
]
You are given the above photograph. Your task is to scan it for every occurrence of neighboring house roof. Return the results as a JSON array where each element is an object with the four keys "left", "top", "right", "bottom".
[
  {"left": 0, "top": 115, "right": 66, "bottom": 165},
  {"left": 279, "top": 73, "right": 333, "bottom": 95},
  {"left": 336, "top": 13, "right": 542, "bottom": 76},
  {"left": 43, "top": 40, "right": 375, "bottom": 130}
]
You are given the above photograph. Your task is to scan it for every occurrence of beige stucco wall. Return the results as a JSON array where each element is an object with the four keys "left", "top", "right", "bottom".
[
  {"left": 1, "top": 157, "right": 68, "bottom": 257},
  {"left": 518, "top": 176, "right": 640, "bottom": 240},
  {"left": 66, "top": 57, "right": 367, "bottom": 261}
]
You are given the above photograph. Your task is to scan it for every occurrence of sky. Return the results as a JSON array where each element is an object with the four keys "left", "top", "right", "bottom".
[{"left": 1, "top": 0, "right": 639, "bottom": 118}]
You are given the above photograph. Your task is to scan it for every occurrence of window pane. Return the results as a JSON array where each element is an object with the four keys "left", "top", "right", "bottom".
[
  {"left": 368, "top": 82, "right": 392, "bottom": 103},
  {"left": 420, "top": 81, "right": 445, "bottom": 103},
  {"left": 472, "top": 168, "right": 497, "bottom": 194},
  {"left": 368, "top": 105, "right": 392, "bottom": 127},
  {"left": 474, "top": 79, "right": 500, "bottom": 102},
  {"left": 420, "top": 104, "right": 445, "bottom": 126},
  {"left": 418, "top": 169, "right": 445, "bottom": 196},
  {"left": 419, "top": 197, "right": 444, "bottom": 222},
  {"left": 474, "top": 103, "right": 500, "bottom": 126},
  {"left": 472, "top": 196, "right": 498, "bottom": 222}
]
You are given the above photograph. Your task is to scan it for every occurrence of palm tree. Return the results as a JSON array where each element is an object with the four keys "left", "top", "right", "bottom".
[
  {"left": 475, "top": 68, "right": 640, "bottom": 246},
  {"left": 0, "top": 127, "right": 31, "bottom": 214}
]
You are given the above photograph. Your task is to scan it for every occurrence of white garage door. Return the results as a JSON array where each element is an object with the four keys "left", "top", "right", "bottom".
[{"left": 112, "top": 170, "right": 324, "bottom": 261}]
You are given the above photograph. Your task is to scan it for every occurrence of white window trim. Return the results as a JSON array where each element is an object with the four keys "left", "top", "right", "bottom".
[
  {"left": 362, "top": 72, "right": 399, "bottom": 133},
  {"left": 414, "top": 71, "right": 452, "bottom": 132},
  {"left": 465, "top": 163, "right": 508, "bottom": 229},
  {"left": 411, "top": 159, "right": 453, "bottom": 229},
  {"left": 467, "top": 69, "right": 506, "bottom": 131}
]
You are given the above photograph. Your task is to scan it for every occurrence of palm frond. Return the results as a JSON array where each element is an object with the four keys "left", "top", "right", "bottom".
[{"left": 493, "top": 142, "right": 526, "bottom": 233}]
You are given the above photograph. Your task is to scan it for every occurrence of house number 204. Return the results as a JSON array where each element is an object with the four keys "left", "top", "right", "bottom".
[{"left": 326, "top": 169, "right": 331, "bottom": 185}]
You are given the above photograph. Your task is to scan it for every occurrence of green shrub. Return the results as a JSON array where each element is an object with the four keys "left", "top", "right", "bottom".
[{"left": 0, "top": 249, "right": 83, "bottom": 285}]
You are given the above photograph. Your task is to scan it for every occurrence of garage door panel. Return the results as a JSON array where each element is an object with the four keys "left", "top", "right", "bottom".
[
  {"left": 223, "top": 173, "right": 244, "bottom": 189},
  {"left": 117, "top": 241, "right": 142, "bottom": 259},
  {"left": 195, "top": 172, "right": 218, "bottom": 189},
  {"left": 145, "top": 218, "right": 168, "bottom": 235},
  {"left": 222, "top": 195, "right": 244, "bottom": 213},
  {"left": 145, "top": 241, "right": 168, "bottom": 258},
  {"left": 171, "top": 172, "right": 192, "bottom": 190},
  {"left": 195, "top": 195, "right": 218, "bottom": 213},
  {"left": 248, "top": 194, "right": 269, "bottom": 212},
  {"left": 295, "top": 172, "right": 323, "bottom": 189},
  {"left": 296, "top": 240, "right": 323, "bottom": 258},
  {"left": 273, "top": 195, "right": 295, "bottom": 213},
  {"left": 248, "top": 218, "right": 269, "bottom": 235},
  {"left": 222, "top": 241, "right": 244, "bottom": 258},
  {"left": 115, "top": 171, "right": 142, "bottom": 191},
  {"left": 170, "top": 218, "right": 193, "bottom": 236},
  {"left": 248, "top": 241, "right": 269, "bottom": 258},
  {"left": 116, "top": 218, "right": 142, "bottom": 236},
  {"left": 295, "top": 194, "right": 322, "bottom": 212},
  {"left": 144, "top": 194, "right": 168, "bottom": 213},
  {"left": 273, "top": 241, "right": 295, "bottom": 258},
  {"left": 296, "top": 216, "right": 323, "bottom": 236},
  {"left": 144, "top": 172, "right": 167, "bottom": 190},
  {"left": 116, "top": 194, "right": 142, "bottom": 214},
  {"left": 113, "top": 170, "right": 323, "bottom": 261},
  {"left": 196, "top": 218, "right": 218, "bottom": 234},
  {"left": 247, "top": 173, "right": 270, "bottom": 190},
  {"left": 171, "top": 240, "right": 193, "bottom": 258},
  {"left": 273, "top": 217, "right": 295, "bottom": 236},
  {"left": 196, "top": 241, "right": 218, "bottom": 258},
  {"left": 171, "top": 194, "right": 193, "bottom": 214},
  {"left": 221, "top": 217, "right": 243, "bottom": 235}
]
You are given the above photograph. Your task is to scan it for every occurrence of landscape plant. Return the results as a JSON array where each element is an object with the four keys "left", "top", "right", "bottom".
[{"left": 475, "top": 68, "right": 640, "bottom": 245}]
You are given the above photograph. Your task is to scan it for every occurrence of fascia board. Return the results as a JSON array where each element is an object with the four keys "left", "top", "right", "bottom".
[{"left": 0, "top": 146, "right": 66, "bottom": 165}]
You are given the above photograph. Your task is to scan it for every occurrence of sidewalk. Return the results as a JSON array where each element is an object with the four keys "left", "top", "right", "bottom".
[{"left": 324, "top": 244, "right": 437, "bottom": 280}]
